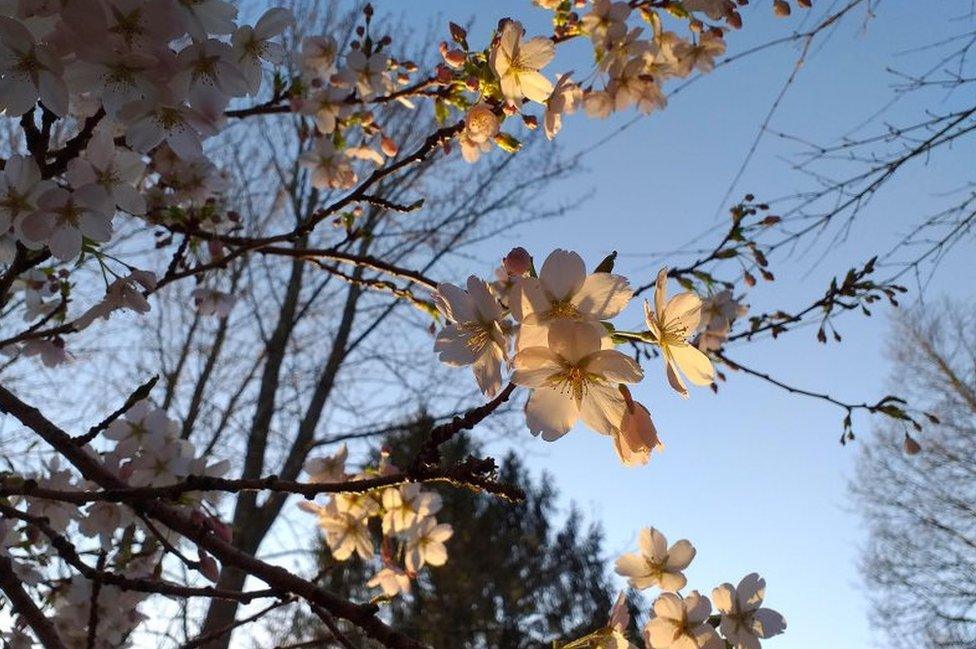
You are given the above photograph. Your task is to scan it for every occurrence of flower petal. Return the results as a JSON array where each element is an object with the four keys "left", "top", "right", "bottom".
[
  {"left": 525, "top": 387, "right": 578, "bottom": 441},
  {"left": 539, "top": 249, "right": 586, "bottom": 301},
  {"left": 572, "top": 272, "right": 632, "bottom": 319}
]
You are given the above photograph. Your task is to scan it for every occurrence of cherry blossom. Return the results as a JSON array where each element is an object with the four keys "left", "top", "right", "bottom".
[
  {"left": 301, "top": 35, "right": 338, "bottom": 79},
  {"left": 458, "top": 102, "right": 500, "bottom": 163},
  {"left": 712, "top": 574, "right": 787, "bottom": 649},
  {"left": 304, "top": 85, "right": 351, "bottom": 135},
  {"left": 66, "top": 130, "right": 147, "bottom": 215},
  {"left": 581, "top": 0, "right": 631, "bottom": 50},
  {"left": 514, "top": 249, "right": 632, "bottom": 349},
  {"left": 512, "top": 320, "right": 642, "bottom": 441},
  {"left": 490, "top": 20, "right": 555, "bottom": 105},
  {"left": 0, "top": 154, "right": 52, "bottom": 234},
  {"left": 299, "top": 137, "right": 357, "bottom": 189},
  {"left": 318, "top": 502, "right": 374, "bottom": 561},
  {"left": 368, "top": 566, "right": 412, "bottom": 597},
  {"left": 304, "top": 443, "right": 349, "bottom": 483},
  {"left": 21, "top": 185, "right": 112, "bottom": 261},
  {"left": 645, "top": 591, "right": 723, "bottom": 649},
  {"left": 336, "top": 49, "right": 389, "bottom": 98},
  {"left": 615, "top": 527, "right": 696, "bottom": 591},
  {"left": 644, "top": 269, "right": 715, "bottom": 398},
  {"left": 192, "top": 287, "right": 236, "bottom": 317},
  {"left": 0, "top": 15, "right": 68, "bottom": 116},
  {"left": 434, "top": 276, "right": 509, "bottom": 397},
  {"left": 404, "top": 517, "right": 453, "bottom": 572},
  {"left": 231, "top": 7, "right": 292, "bottom": 95}
]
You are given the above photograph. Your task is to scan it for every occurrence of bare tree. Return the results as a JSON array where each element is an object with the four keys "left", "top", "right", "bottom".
[{"left": 855, "top": 301, "right": 976, "bottom": 649}]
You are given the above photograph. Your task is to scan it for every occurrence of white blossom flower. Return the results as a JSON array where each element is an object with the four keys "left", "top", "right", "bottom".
[
  {"left": 674, "top": 32, "right": 726, "bottom": 75},
  {"left": 381, "top": 484, "right": 442, "bottom": 535},
  {"left": 317, "top": 502, "right": 373, "bottom": 561},
  {"left": 434, "top": 276, "right": 508, "bottom": 396},
  {"left": 21, "top": 185, "right": 112, "bottom": 261},
  {"left": 192, "top": 287, "right": 236, "bottom": 317},
  {"left": 0, "top": 16, "right": 68, "bottom": 116},
  {"left": 231, "top": 7, "right": 292, "bottom": 95},
  {"left": 0, "top": 154, "right": 52, "bottom": 233},
  {"left": 26, "top": 459, "right": 77, "bottom": 533},
  {"left": 128, "top": 434, "right": 193, "bottom": 486},
  {"left": 299, "top": 137, "right": 356, "bottom": 189},
  {"left": 404, "top": 517, "right": 452, "bottom": 572},
  {"left": 303, "top": 85, "right": 351, "bottom": 135},
  {"left": 122, "top": 93, "right": 219, "bottom": 160},
  {"left": 512, "top": 320, "right": 642, "bottom": 441},
  {"left": 304, "top": 443, "right": 348, "bottom": 483},
  {"left": 67, "top": 49, "right": 159, "bottom": 116},
  {"left": 458, "top": 102, "right": 500, "bottom": 163},
  {"left": 103, "top": 400, "right": 173, "bottom": 457},
  {"left": 490, "top": 20, "right": 555, "bottom": 105},
  {"left": 66, "top": 130, "right": 146, "bottom": 215},
  {"left": 174, "top": 0, "right": 237, "bottom": 42},
  {"left": 712, "top": 574, "right": 787, "bottom": 649},
  {"left": 696, "top": 290, "right": 747, "bottom": 351},
  {"left": 581, "top": 0, "right": 631, "bottom": 49},
  {"left": 301, "top": 35, "right": 338, "bottom": 80},
  {"left": 75, "top": 269, "right": 156, "bottom": 329},
  {"left": 544, "top": 73, "right": 581, "bottom": 140},
  {"left": 644, "top": 269, "right": 715, "bottom": 398},
  {"left": 335, "top": 49, "right": 388, "bottom": 98},
  {"left": 615, "top": 527, "right": 696, "bottom": 591},
  {"left": 23, "top": 337, "right": 68, "bottom": 366},
  {"left": 514, "top": 249, "right": 632, "bottom": 349},
  {"left": 78, "top": 501, "right": 130, "bottom": 551},
  {"left": 368, "top": 566, "right": 411, "bottom": 597},
  {"left": 173, "top": 38, "right": 249, "bottom": 110},
  {"left": 645, "top": 591, "right": 723, "bottom": 649}
]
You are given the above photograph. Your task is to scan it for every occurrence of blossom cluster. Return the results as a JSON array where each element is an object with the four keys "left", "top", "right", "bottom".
[
  {"left": 605, "top": 526, "right": 787, "bottom": 649},
  {"left": 3, "top": 400, "right": 230, "bottom": 647},
  {"left": 432, "top": 248, "right": 748, "bottom": 466},
  {"left": 298, "top": 444, "right": 454, "bottom": 598}
]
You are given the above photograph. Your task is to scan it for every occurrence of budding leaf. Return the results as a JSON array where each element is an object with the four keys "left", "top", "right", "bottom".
[{"left": 494, "top": 132, "right": 522, "bottom": 153}]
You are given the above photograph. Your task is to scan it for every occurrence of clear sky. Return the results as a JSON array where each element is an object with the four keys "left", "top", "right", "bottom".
[{"left": 390, "top": 2, "right": 973, "bottom": 648}]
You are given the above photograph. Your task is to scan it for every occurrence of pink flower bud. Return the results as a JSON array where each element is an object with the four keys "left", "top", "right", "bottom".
[
  {"left": 503, "top": 247, "right": 532, "bottom": 276},
  {"left": 442, "top": 49, "right": 466, "bottom": 69},
  {"left": 773, "top": 0, "right": 791, "bottom": 16},
  {"left": 435, "top": 65, "right": 453, "bottom": 84},
  {"left": 381, "top": 136, "right": 399, "bottom": 157}
]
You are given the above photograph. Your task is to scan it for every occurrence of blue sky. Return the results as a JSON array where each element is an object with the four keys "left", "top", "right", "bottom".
[{"left": 393, "top": 2, "right": 974, "bottom": 647}]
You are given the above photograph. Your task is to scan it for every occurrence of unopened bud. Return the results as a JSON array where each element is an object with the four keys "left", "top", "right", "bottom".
[
  {"left": 797, "top": 0, "right": 811, "bottom": 7},
  {"left": 773, "top": 0, "right": 791, "bottom": 17},
  {"left": 442, "top": 48, "right": 466, "bottom": 69},
  {"left": 435, "top": 65, "right": 453, "bottom": 84},
  {"left": 449, "top": 22, "right": 467, "bottom": 44},
  {"left": 503, "top": 247, "right": 533, "bottom": 276},
  {"left": 743, "top": 271, "right": 756, "bottom": 287},
  {"left": 903, "top": 433, "right": 921, "bottom": 455},
  {"left": 522, "top": 114, "right": 538, "bottom": 130},
  {"left": 465, "top": 76, "right": 480, "bottom": 91},
  {"left": 381, "top": 136, "right": 398, "bottom": 157},
  {"left": 726, "top": 11, "right": 742, "bottom": 29}
]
